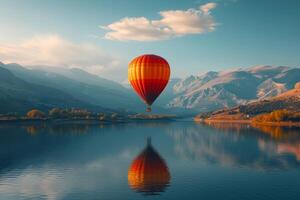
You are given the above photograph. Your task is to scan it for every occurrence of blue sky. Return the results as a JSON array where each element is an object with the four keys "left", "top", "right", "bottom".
[{"left": 0, "top": 0, "right": 299, "bottom": 81}]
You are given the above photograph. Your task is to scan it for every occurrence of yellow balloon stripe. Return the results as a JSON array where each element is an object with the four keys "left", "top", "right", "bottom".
[
  {"left": 128, "top": 65, "right": 170, "bottom": 80},
  {"left": 128, "top": 63, "right": 168, "bottom": 68}
]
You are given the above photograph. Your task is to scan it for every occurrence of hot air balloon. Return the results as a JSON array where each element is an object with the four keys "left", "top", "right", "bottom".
[
  {"left": 128, "top": 54, "right": 170, "bottom": 112},
  {"left": 128, "top": 138, "right": 171, "bottom": 195}
]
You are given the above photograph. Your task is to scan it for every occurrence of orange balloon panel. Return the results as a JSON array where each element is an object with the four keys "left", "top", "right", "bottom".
[{"left": 128, "top": 54, "right": 170, "bottom": 106}]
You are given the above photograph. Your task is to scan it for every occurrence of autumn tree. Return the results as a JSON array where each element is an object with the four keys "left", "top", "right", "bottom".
[
  {"left": 27, "top": 109, "right": 46, "bottom": 119},
  {"left": 252, "top": 109, "right": 300, "bottom": 122},
  {"left": 49, "top": 108, "right": 92, "bottom": 119}
]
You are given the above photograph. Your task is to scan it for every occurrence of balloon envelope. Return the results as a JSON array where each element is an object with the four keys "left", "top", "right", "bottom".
[{"left": 128, "top": 54, "right": 170, "bottom": 111}]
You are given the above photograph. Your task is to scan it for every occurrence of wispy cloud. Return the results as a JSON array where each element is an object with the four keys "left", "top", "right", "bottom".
[
  {"left": 0, "top": 35, "right": 125, "bottom": 81},
  {"left": 102, "top": 2, "right": 217, "bottom": 41},
  {"left": 200, "top": 2, "right": 217, "bottom": 14}
]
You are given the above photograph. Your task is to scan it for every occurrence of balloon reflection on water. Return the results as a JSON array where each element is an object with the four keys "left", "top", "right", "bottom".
[{"left": 128, "top": 137, "right": 171, "bottom": 195}]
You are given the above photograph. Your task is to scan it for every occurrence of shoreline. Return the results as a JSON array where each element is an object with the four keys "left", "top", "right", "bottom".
[
  {"left": 251, "top": 121, "right": 300, "bottom": 127},
  {"left": 202, "top": 119, "right": 251, "bottom": 124},
  {"left": 197, "top": 118, "right": 300, "bottom": 127},
  {"left": 0, "top": 117, "right": 177, "bottom": 124},
  {"left": 1, "top": 117, "right": 300, "bottom": 127}
]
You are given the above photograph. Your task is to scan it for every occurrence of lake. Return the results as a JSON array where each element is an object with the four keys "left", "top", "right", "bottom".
[{"left": 0, "top": 121, "right": 300, "bottom": 200}]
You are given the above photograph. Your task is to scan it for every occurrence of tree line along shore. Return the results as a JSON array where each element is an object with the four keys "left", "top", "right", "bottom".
[{"left": 0, "top": 108, "right": 176, "bottom": 122}]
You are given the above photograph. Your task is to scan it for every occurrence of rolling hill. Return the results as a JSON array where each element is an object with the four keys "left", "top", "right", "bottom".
[{"left": 239, "top": 82, "right": 300, "bottom": 115}]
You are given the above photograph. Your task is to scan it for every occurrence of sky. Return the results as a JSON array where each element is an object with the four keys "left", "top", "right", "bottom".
[{"left": 0, "top": 0, "right": 299, "bottom": 82}]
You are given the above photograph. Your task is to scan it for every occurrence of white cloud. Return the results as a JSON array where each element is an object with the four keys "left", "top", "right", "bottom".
[
  {"left": 0, "top": 35, "right": 126, "bottom": 81},
  {"left": 102, "top": 2, "right": 217, "bottom": 41},
  {"left": 200, "top": 2, "right": 217, "bottom": 14}
]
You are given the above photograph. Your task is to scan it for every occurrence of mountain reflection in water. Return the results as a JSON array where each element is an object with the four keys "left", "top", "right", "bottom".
[
  {"left": 167, "top": 122, "right": 300, "bottom": 170},
  {"left": 128, "top": 137, "right": 170, "bottom": 195}
]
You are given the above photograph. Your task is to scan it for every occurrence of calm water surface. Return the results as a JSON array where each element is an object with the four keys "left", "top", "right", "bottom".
[{"left": 0, "top": 121, "right": 300, "bottom": 200}]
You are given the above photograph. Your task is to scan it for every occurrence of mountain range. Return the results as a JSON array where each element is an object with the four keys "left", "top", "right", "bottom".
[
  {"left": 0, "top": 64, "right": 96, "bottom": 114},
  {"left": 1, "top": 63, "right": 141, "bottom": 112},
  {"left": 0, "top": 61, "right": 299, "bottom": 115},
  {"left": 0, "top": 61, "right": 179, "bottom": 114},
  {"left": 168, "top": 66, "right": 300, "bottom": 112}
]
